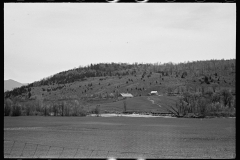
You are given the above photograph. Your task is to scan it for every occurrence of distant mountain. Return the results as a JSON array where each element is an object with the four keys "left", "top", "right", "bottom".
[{"left": 4, "top": 79, "right": 27, "bottom": 92}]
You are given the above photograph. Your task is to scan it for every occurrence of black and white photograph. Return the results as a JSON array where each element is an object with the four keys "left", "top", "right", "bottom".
[{"left": 4, "top": 2, "right": 235, "bottom": 159}]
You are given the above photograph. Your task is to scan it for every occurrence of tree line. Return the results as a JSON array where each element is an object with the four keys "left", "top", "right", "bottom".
[
  {"left": 167, "top": 88, "right": 235, "bottom": 118},
  {"left": 4, "top": 98, "right": 100, "bottom": 117}
]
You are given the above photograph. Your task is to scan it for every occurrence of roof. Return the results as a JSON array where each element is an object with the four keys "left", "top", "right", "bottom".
[
  {"left": 150, "top": 91, "right": 158, "bottom": 94},
  {"left": 120, "top": 93, "right": 133, "bottom": 97}
]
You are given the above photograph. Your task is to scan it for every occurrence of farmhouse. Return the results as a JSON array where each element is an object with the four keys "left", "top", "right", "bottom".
[
  {"left": 119, "top": 93, "right": 134, "bottom": 99},
  {"left": 150, "top": 91, "right": 158, "bottom": 95}
]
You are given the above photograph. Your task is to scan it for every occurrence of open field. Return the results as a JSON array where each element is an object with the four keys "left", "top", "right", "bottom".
[
  {"left": 4, "top": 116, "right": 235, "bottom": 158},
  {"left": 87, "top": 95, "right": 179, "bottom": 113}
]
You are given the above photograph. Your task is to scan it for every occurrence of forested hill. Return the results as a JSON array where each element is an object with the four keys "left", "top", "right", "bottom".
[{"left": 4, "top": 59, "right": 235, "bottom": 100}]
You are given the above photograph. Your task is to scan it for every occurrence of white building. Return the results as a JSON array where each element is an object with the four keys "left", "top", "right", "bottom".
[
  {"left": 150, "top": 91, "right": 158, "bottom": 95},
  {"left": 119, "top": 93, "right": 134, "bottom": 98}
]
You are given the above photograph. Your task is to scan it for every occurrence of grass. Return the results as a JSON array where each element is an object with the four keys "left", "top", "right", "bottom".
[
  {"left": 4, "top": 116, "right": 236, "bottom": 158},
  {"left": 93, "top": 95, "right": 178, "bottom": 113}
]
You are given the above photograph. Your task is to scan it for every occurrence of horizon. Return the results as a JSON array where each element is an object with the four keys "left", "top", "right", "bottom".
[{"left": 4, "top": 3, "right": 236, "bottom": 84}]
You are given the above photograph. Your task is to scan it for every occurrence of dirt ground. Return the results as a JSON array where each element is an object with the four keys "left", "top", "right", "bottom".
[{"left": 4, "top": 116, "right": 235, "bottom": 158}]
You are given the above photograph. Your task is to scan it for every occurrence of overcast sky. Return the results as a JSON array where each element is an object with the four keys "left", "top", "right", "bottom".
[{"left": 4, "top": 3, "right": 236, "bottom": 83}]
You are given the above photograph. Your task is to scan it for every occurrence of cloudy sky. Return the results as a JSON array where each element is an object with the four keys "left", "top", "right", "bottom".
[{"left": 4, "top": 3, "right": 236, "bottom": 83}]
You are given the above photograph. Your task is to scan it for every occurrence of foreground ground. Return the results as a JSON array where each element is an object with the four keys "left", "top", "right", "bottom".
[{"left": 4, "top": 116, "right": 235, "bottom": 158}]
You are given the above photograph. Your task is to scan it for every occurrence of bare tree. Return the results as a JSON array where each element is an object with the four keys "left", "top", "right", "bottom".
[{"left": 123, "top": 99, "right": 127, "bottom": 112}]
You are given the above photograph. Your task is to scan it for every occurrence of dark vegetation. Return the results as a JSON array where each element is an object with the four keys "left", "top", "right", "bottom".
[
  {"left": 166, "top": 89, "right": 235, "bottom": 118},
  {"left": 4, "top": 59, "right": 235, "bottom": 117}
]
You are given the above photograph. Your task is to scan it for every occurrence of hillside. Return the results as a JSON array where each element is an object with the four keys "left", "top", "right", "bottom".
[
  {"left": 4, "top": 59, "right": 235, "bottom": 112},
  {"left": 4, "top": 79, "right": 27, "bottom": 92}
]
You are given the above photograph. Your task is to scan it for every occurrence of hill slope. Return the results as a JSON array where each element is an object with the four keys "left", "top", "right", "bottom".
[{"left": 4, "top": 59, "right": 235, "bottom": 108}]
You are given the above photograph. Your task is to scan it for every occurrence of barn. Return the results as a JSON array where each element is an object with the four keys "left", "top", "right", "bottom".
[
  {"left": 150, "top": 91, "right": 158, "bottom": 95},
  {"left": 119, "top": 93, "right": 134, "bottom": 99}
]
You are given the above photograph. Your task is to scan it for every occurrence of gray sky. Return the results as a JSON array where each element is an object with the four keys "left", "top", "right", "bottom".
[{"left": 4, "top": 3, "right": 236, "bottom": 83}]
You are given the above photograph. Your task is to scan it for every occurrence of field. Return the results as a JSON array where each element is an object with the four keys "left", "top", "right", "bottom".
[
  {"left": 94, "top": 95, "right": 179, "bottom": 113},
  {"left": 4, "top": 116, "right": 235, "bottom": 158}
]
